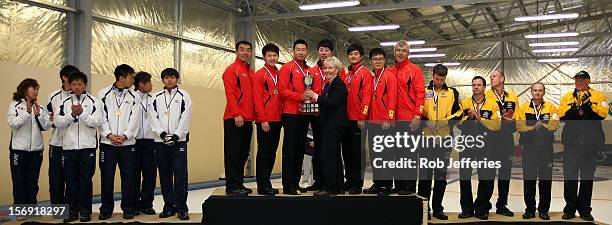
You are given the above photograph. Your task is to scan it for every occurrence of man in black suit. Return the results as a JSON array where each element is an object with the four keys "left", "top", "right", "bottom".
[{"left": 305, "top": 56, "right": 348, "bottom": 196}]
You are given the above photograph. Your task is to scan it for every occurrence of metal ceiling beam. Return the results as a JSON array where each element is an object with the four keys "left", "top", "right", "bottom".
[
  {"left": 405, "top": 8, "right": 451, "bottom": 40},
  {"left": 426, "top": 31, "right": 610, "bottom": 46},
  {"left": 442, "top": 5, "right": 478, "bottom": 37},
  {"left": 246, "top": 0, "right": 512, "bottom": 21}
]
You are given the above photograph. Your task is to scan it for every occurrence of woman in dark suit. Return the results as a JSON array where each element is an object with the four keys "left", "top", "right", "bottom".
[{"left": 305, "top": 56, "right": 348, "bottom": 196}]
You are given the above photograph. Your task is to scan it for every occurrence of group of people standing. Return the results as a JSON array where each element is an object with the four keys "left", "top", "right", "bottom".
[
  {"left": 222, "top": 39, "right": 608, "bottom": 222},
  {"left": 8, "top": 65, "right": 192, "bottom": 222}
]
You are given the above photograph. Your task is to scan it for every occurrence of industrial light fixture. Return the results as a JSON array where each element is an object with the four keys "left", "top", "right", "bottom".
[
  {"left": 525, "top": 32, "right": 579, "bottom": 39},
  {"left": 538, "top": 58, "right": 579, "bottom": 63},
  {"left": 348, "top": 24, "right": 399, "bottom": 32},
  {"left": 529, "top": 41, "right": 579, "bottom": 47},
  {"left": 532, "top": 48, "right": 579, "bottom": 53},
  {"left": 515, "top": 13, "right": 579, "bottom": 21},
  {"left": 299, "top": 0, "right": 360, "bottom": 10},
  {"left": 408, "top": 53, "right": 446, "bottom": 58},
  {"left": 409, "top": 47, "right": 437, "bottom": 53},
  {"left": 380, "top": 40, "right": 425, "bottom": 46},
  {"left": 424, "top": 62, "right": 460, "bottom": 67}
]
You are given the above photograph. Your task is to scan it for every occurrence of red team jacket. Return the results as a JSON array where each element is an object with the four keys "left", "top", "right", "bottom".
[
  {"left": 368, "top": 67, "right": 398, "bottom": 121},
  {"left": 391, "top": 59, "right": 425, "bottom": 121},
  {"left": 278, "top": 57, "right": 309, "bottom": 115},
  {"left": 253, "top": 64, "right": 282, "bottom": 122},
  {"left": 344, "top": 63, "right": 373, "bottom": 121},
  {"left": 223, "top": 58, "right": 255, "bottom": 121}
]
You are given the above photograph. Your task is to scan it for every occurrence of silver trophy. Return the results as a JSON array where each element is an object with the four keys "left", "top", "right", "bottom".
[{"left": 301, "top": 74, "right": 319, "bottom": 114}]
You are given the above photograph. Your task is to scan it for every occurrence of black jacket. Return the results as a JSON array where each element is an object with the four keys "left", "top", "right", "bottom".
[{"left": 317, "top": 76, "right": 348, "bottom": 130}]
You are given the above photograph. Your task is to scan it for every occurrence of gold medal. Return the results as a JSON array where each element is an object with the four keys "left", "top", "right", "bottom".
[
  {"left": 433, "top": 105, "right": 438, "bottom": 112},
  {"left": 115, "top": 111, "right": 121, "bottom": 116},
  {"left": 273, "top": 89, "right": 278, "bottom": 95},
  {"left": 165, "top": 111, "right": 170, "bottom": 117}
]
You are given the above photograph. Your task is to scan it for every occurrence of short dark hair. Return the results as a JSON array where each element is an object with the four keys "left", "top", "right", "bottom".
[
  {"left": 317, "top": 39, "right": 334, "bottom": 52},
  {"left": 531, "top": 82, "right": 546, "bottom": 91},
  {"left": 346, "top": 43, "right": 364, "bottom": 56},
  {"left": 368, "top": 48, "right": 386, "bottom": 59},
  {"left": 472, "top": 76, "right": 486, "bottom": 86},
  {"left": 432, "top": 64, "right": 448, "bottom": 76},
  {"left": 235, "top": 41, "right": 252, "bottom": 51},
  {"left": 134, "top": 71, "right": 152, "bottom": 90},
  {"left": 13, "top": 78, "right": 39, "bottom": 101},
  {"left": 262, "top": 43, "right": 279, "bottom": 56},
  {"left": 114, "top": 64, "right": 135, "bottom": 81},
  {"left": 161, "top": 68, "right": 180, "bottom": 79},
  {"left": 69, "top": 72, "right": 88, "bottom": 84},
  {"left": 293, "top": 39, "right": 308, "bottom": 50},
  {"left": 60, "top": 65, "right": 80, "bottom": 79}
]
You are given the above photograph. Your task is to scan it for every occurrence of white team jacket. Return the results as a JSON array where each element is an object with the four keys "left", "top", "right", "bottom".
[
  {"left": 7, "top": 99, "right": 52, "bottom": 151},
  {"left": 98, "top": 85, "right": 141, "bottom": 146},
  {"left": 148, "top": 87, "right": 192, "bottom": 143},
  {"left": 46, "top": 88, "right": 71, "bottom": 147},
  {"left": 55, "top": 93, "right": 103, "bottom": 150},
  {"left": 136, "top": 91, "right": 155, "bottom": 140}
]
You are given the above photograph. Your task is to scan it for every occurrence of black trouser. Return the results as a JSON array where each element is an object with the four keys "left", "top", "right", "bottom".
[
  {"left": 382, "top": 121, "right": 418, "bottom": 191},
  {"left": 474, "top": 139, "right": 498, "bottom": 215},
  {"left": 63, "top": 149, "right": 96, "bottom": 216},
  {"left": 367, "top": 123, "right": 391, "bottom": 189},
  {"left": 49, "top": 145, "right": 66, "bottom": 204},
  {"left": 135, "top": 139, "right": 157, "bottom": 210},
  {"left": 281, "top": 114, "right": 308, "bottom": 190},
  {"left": 494, "top": 135, "right": 514, "bottom": 209},
  {"left": 522, "top": 144, "right": 553, "bottom": 213},
  {"left": 418, "top": 147, "right": 450, "bottom": 213},
  {"left": 563, "top": 144, "right": 598, "bottom": 215},
  {"left": 341, "top": 120, "right": 364, "bottom": 189},
  {"left": 459, "top": 148, "right": 480, "bottom": 214},
  {"left": 10, "top": 150, "right": 43, "bottom": 204},
  {"left": 305, "top": 115, "right": 323, "bottom": 187},
  {"left": 156, "top": 141, "right": 189, "bottom": 213},
  {"left": 474, "top": 134, "right": 513, "bottom": 213},
  {"left": 99, "top": 144, "right": 137, "bottom": 214},
  {"left": 223, "top": 119, "right": 253, "bottom": 190},
  {"left": 256, "top": 122, "right": 282, "bottom": 190},
  {"left": 321, "top": 127, "right": 346, "bottom": 193}
]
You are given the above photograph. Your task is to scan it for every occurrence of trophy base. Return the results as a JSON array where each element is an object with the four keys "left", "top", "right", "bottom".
[{"left": 300, "top": 103, "right": 320, "bottom": 116}]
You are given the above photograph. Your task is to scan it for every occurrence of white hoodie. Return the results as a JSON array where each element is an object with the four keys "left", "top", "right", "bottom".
[
  {"left": 148, "top": 87, "right": 192, "bottom": 143},
  {"left": 98, "top": 85, "right": 141, "bottom": 146},
  {"left": 136, "top": 91, "right": 155, "bottom": 140},
  {"left": 46, "top": 88, "right": 71, "bottom": 147},
  {"left": 55, "top": 93, "right": 103, "bottom": 150},
  {"left": 7, "top": 99, "right": 52, "bottom": 151}
]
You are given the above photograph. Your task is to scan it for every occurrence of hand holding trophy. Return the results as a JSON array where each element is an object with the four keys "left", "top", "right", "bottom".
[{"left": 301, "top": 74, "right": 319, "bottom": 115}]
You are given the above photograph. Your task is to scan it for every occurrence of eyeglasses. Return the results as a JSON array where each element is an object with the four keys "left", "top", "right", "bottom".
[{"left": 371, "top": 57, "right": 385, "bottom": 62}]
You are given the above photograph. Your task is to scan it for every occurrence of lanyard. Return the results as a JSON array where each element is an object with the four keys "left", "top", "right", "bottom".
[
  {"left": 164, "top": 88, "right": 179, "bottom": 111},
  {"left": 113, "top": 88, "right": 126, "bottom": 111},
  {"left": 433, "top": 87, "right": 440, "bottom": 108},
  {"left": 263, "top": 66, "right": 278, "bottom": 86},
  {"left": 532, "top": 101, "right": 543, "bottom": 121},
  {"left": 493, "top": 89, "right": 506, "bottom": 108},
  {"left": 373, "top": 67, "right": 386, "bottom": 93},
  {"left": 140, "top": 94, "right": 149, "bottom": 112},
  {"left": 472, "top": 97, "right": 485, "bottom": 112},
  {"left": 318, "top": 67, "right": 326, "bottom": 82},
  {"left": 292, "top": 60, "right": 308, "bottom": 77},
  {"left": 348, "top": 65, "right": 364, "bottom": 85}
]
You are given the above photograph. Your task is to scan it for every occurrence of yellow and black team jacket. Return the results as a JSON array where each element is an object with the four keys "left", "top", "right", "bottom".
[
  {"left": 457, "top": 95, "right": 501, "bottom": 135},
  {"left": 485, "top": 88, "right": 518, "bottom": 134},
  {"left": 515, "top": 100, "right": 559, "bottom": 146},
  {"left": 557, "top": 88, "right": 609, "bottom": 145},
  {"left": 422, "top": 82, "right": 462, "bottom": 136}
]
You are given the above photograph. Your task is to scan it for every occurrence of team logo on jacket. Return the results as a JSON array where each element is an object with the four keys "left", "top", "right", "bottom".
[
  {"left": 552, "top": 113, "right": 559, "bottom": 120},
  {"left": 425, "top": 91, "right": 434, "bottom": 98},
  {"left": 542, "top": 114, "right": 550, "bottom": 121}
]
